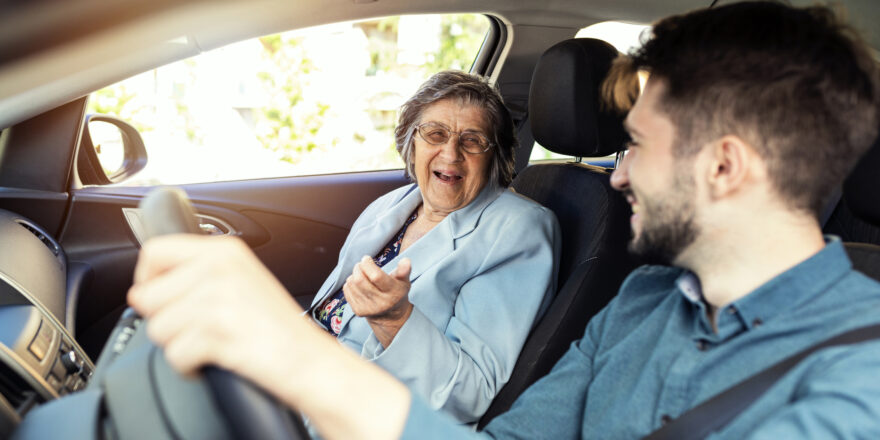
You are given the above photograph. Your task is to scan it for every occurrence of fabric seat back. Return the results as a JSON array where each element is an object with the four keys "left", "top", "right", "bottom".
[
  {"left": 824, "top": 126, "right": 880, "bottom": 247},
  {"left": 479, "top": 38, "right": 637, "bottom": 427},
  {"left": 837, "top": 129, "right": 880, "bottom": 281}
]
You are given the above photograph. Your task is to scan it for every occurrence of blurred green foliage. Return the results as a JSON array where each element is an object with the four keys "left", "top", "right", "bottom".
[
  {"left": 253, "top": 34, "right": 331, "bottom": 162},
  {"left": 427, "top": 15, "right": 489, "bottom": 72},
  {"left": 87, "top": 85, "right": 151, "bottom": 133}
]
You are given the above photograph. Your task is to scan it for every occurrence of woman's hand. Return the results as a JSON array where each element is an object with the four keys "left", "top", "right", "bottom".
[{"left": 343, "top": 256, "right": 413, "bottom": 347}]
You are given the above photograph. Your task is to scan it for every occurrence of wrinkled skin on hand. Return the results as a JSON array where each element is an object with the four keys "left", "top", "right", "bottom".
[{"left": 343, "top": 256, "right": 413, "bottom": 347}]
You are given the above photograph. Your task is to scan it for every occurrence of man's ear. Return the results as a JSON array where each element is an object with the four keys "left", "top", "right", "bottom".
[{"left": 703, "top": 135, "right": 760, "bottom": 199}]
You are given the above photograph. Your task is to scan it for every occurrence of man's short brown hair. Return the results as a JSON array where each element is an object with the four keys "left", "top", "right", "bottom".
[{"left": 608, "top": 1, "right": 880, "bottom": 217}]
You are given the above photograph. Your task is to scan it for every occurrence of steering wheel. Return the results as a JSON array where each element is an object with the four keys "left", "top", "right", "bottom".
[{"left": 136, "top": 186, "right": 309, "bottom": 440}]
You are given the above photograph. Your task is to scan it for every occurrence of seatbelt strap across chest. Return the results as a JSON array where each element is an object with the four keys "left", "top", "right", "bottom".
[{"left": 644, "top": 323, "right": 880, "bottom": 440}]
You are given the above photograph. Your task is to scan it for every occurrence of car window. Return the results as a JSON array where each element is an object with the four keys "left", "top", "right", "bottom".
[
  {"left": 87, "top": 14, "right": 490, "bottom": 186},
  {"left": 529, "top": 21, "right": 649, "bottom": 164}
]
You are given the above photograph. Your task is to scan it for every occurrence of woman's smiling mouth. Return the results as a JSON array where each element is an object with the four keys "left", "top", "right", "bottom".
[{"left": 433, "top": 170, "right": 463, "bottom": 183}]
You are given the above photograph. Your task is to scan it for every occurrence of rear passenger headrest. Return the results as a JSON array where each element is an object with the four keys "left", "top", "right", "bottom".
[
  {"left": 529, "top": 38, "right": 629, "bottom": 158},
  {"left": 843, "top": 130, "right": 880, "bottom": 225}
]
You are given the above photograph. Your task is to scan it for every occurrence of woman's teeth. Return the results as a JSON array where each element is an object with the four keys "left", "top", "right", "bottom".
[{"left": 434, "top": 171, "right": 462, "bottom": 182}]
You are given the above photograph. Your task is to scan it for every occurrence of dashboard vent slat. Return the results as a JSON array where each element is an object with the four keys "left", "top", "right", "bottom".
[
  {"left": 0, "top": 361, "right": 36, "bottom": 412},
  {"left": 14, "top": 220, "right": 60, "bottom": 257}
]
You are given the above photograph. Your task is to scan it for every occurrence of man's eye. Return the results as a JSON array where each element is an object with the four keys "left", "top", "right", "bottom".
[{"left": 622, "top": 132, "right": 636, "bottom": 149}]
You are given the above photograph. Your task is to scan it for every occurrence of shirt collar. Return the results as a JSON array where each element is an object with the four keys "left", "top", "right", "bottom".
[
  {"left": 675, "top": 236, "right": 852, "bottom": 331},
  {"left": 676, "top": 271, "right": 703, "bottom": 304},
  {"left": 732, "top": 236, "right": 851, "bottom": 329}
]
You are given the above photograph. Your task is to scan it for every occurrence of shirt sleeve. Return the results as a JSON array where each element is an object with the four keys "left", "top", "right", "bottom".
[
  {"left": 397, "top": 280, "right": 614, "bottom": 439},
  {"left": 365, "top": 206, "right": 560, "bottom": 423},
  {"left": 479, "top": 300, "right": 610, "bottom": 439},
  {"left": 740, "top": 341, "right": 880, "bottom": 439},
  {"left": 397, "top": 305, "right": 611, "bottom": 439}
]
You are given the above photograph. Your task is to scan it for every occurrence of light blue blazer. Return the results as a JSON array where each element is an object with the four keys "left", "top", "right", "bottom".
[{"left": 309, "top": 183, "right": 560, "bottom": 423}]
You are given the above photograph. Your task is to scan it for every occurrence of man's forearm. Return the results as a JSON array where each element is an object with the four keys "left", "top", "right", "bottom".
[{"left": 274, "top": 321, "right": 412, "bottom": 440}]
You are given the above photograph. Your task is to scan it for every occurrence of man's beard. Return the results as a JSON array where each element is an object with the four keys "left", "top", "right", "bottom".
[{"left": 627, "top": 175, "right": 700, "bottom": 266}]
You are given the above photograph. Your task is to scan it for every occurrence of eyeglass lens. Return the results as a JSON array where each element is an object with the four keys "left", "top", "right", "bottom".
[{"left": 418, "top": 123, "right": 489, "bottom": 153}]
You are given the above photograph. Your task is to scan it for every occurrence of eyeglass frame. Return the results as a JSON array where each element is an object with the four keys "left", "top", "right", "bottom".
[{"left": 414, "top": 122, "right": 494, "bottom": 154}]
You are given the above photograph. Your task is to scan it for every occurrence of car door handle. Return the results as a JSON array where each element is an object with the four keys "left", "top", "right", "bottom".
[
  {"left": 122, "top": 208, "right": 238, "bottom": 246},
  {"left": 196, "top": 214, "right": 236, "bottom": 236}
]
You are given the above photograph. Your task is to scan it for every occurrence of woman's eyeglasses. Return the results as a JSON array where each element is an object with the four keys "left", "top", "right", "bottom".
[{"left": 416, "top": 122, "right": 493, "bottom": 154}]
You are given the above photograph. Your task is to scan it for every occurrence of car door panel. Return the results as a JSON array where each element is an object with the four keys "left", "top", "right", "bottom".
[{"left": 59, "top": 169, "right": 410, "bottom": 358}]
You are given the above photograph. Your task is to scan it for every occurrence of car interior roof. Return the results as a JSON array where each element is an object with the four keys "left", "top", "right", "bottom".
[{"left": 0, "top": 0, "right": 878, "bottom": 130}]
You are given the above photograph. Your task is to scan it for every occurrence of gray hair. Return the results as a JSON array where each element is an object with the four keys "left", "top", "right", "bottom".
[{"left": 394, "top": 70, "right": 517, "bottom": 187}]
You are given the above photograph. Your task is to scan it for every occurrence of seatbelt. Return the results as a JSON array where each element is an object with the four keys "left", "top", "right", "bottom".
[{"left": 644, "top": 323, "right": 880, "bottom": 440}]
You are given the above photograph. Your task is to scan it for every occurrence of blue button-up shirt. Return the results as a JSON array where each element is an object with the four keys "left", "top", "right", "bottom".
[{"left": 401, "top": 239, "right": 880, "bottom": 438}]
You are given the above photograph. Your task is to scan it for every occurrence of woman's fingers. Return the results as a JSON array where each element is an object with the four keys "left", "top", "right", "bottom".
[
  {"left": 351, "top": 259, "right": 376, "bottom": 286},
  {"left": 356, "top": 256, "right": 410, "bottom": 292},
  {"left": 344, "top": 255, "right": 414, "bottom": 320},
  {"left": 392, "top": 258, "right": 412, "bottom": 282},
  {"left": 343, "top": 277, "right": 367, "bottom": 310},
  {"left": 356, "top": 256, "right": 387, "bottom": 285},
  {"left": 345, "top": 271, "right": 390, "bottom": 317}
]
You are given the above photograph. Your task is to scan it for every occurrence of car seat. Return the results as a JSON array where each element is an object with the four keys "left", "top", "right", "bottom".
[
  {"left": 478, "top": 38, "right": 637, "bottom": 428},
  {"left": 832, "top": 129, "right": 880, "bottom": 281},
  {"left": 824, "top": 128, "right": 880, "bottom": 249}
]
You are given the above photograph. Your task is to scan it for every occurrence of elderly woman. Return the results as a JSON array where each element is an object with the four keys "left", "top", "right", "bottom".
[
  {"left": 305, "top": 70, "right": 559, "bottom": 422},
  {"left": 130, "top": 70, "right": 559, "bottom": 425}
]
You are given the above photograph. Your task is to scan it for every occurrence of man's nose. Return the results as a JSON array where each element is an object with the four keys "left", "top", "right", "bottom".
[{"left": 610, "top": 150, "right": 631, "bottom": 191}]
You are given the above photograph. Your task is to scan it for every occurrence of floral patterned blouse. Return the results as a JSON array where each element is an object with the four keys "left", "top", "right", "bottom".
[{"left": 315, "top": 210, "right": 418, "bottom": 336}]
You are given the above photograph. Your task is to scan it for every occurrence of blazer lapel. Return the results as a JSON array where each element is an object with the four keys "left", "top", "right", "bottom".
[
  {"left": 331, "top": 185, "right": 422, "bottom": 329},
  {"left": 395, "top": 220, "right": 455, "bottom": 282},
  {"left": 387, "top": 184, "right": 506, "bottom": 283},
  {"left": 336, "top": 184, "right": 505, "bottom": 334}
]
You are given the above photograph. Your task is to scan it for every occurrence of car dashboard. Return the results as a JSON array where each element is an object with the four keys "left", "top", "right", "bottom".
[{"left": 0, "top": 208, "right": 93, "bottom": 435}]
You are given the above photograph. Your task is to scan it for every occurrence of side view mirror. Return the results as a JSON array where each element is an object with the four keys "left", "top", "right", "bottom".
[{"left": 77, "top": 114, "right": 147, "bottom": 185}]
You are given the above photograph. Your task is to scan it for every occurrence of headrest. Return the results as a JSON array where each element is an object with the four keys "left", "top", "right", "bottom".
[
  {"left": 529, "top": 38, "right": 629, "bottom": 158},
  {"left": 843, "top": 130, "right": 880, "bottom": 224}
]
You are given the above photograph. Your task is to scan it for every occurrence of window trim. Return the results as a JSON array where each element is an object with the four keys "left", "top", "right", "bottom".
[{"left": 471, "top": 15, "right": 506, "bottom": 77}]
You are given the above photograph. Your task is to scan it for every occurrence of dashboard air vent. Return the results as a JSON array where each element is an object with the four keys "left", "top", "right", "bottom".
[
  {"left": 14, "top": 220, "right": 60, "bottom": 257},
  {"left": 0, "top": 361, "right": 38, "bottom": 413}
]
